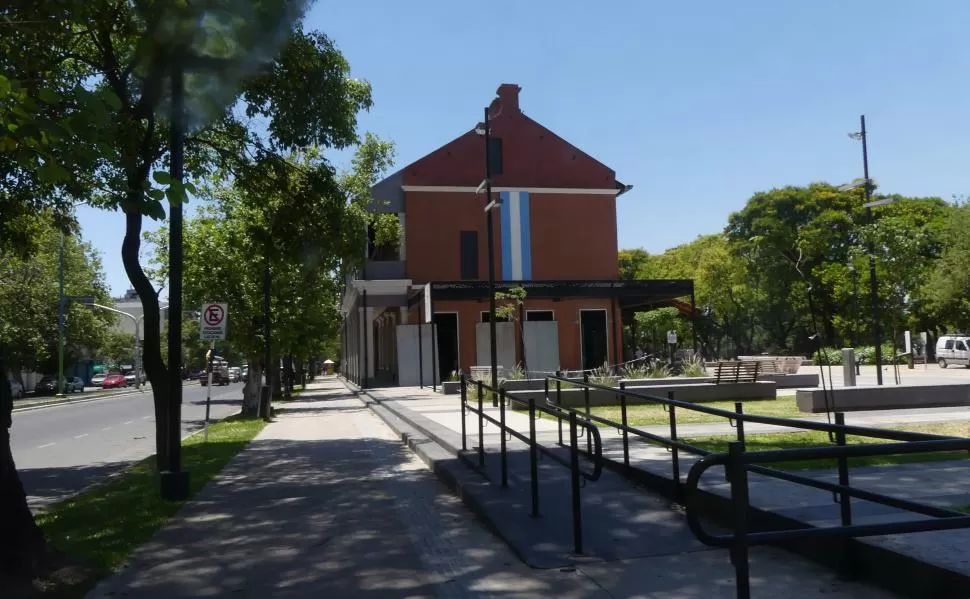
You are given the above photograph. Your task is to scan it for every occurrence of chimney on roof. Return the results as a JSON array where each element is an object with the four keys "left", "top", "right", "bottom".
[{"left": 495, "top": 83, "right": 521, "bottom": 115}]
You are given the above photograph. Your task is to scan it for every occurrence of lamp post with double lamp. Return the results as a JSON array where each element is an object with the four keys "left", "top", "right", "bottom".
[
  {"left": 80, "top": 302, "right": 169, "bottom": 389},
  {"left": 474, "top": 107, "right": 501, "bottom": 406},
  {"left": 840, "top": 115, "right": 898, "bottom": 386}
]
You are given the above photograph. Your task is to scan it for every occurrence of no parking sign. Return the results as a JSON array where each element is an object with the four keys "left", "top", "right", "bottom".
[{"left": 200, "top": 303, "right": 228, "bottom": 340}]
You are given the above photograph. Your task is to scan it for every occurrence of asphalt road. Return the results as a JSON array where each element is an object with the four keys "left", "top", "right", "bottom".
[{"left": 11, "top": 381, "right": 245, "bottom": 509}]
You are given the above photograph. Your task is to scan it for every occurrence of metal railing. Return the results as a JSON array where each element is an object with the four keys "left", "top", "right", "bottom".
[
  {"left": 544, "top": 374, "right": 970, "bottom": 599},
  {"left": 460, "top": 375, "right": 602, "bottom": 554}
]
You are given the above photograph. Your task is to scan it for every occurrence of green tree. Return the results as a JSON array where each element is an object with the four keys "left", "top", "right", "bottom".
[
  {"left": 925, "top": 200, "right": 970, "bottom": 331},
  {"left": 2, "top": 0, "right": 373, "bottom": 578},
  {"left": 97, "top": 331, "right": 137, "bottom": 364}
]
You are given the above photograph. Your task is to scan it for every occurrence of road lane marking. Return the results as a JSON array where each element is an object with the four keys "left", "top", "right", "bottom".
[
  {"left": 74, "top": 433, "right": 88, "bottom": 439},
  {"left": 101, "top": 426, "right": 112, "bottom": 431},
  {"left": 143, "top": 415, "right": 152, "bottom": 420},
  {"left": 37, "top": 442, "right": 55, "bottom": 449},
  {"left": 123, "top": 420, "right": 134, "bottom": 425}
]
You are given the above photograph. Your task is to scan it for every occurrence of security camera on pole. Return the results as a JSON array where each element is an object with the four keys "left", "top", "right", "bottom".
[{"left": 200, "top": 303, "right": 228, "bottom": 441}]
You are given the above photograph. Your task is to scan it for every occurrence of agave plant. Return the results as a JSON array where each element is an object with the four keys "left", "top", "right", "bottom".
[
  {"left": 507, "top": 363, "right": 527, "bottom": 380},
  {"left": 647, "top": 361, "right": 673, "bottom": 379},
  {"left": 590, "top": 362, "right": 619, "bottom": 387},
  {"left": 681, "top": 354, "right": 707, "bottom": 377},
  {"left": 622, "top": 363, "right": 650, "bottom": 380}
]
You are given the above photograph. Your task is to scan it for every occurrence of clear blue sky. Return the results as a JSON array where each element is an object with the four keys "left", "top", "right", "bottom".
[{"left": 79, "top": 0, "right": 970, "bottom": 296}]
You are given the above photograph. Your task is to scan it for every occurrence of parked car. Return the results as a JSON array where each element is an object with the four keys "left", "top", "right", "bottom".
[
  {"left": 936, "top": 334, "right": 970, "bottom": 368},
  {"left": 101, "top": 374, "right": 127, "bottom": 389},
  {"left": 229, "top": 367, "right": 241, "bottom": 383},
  {"left": 7, "top": 379, "right": 24, "bottom": 399},
  {"left": 34, "top": 375, "right": 82, "bottom": 395},
  {"left": 91, "top": 372, "right": 107, "bottom": 386}
]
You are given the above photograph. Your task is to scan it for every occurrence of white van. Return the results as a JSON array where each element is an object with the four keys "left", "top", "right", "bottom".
[{"left": 935, "top": 334, "right": 970, "bottom": 368}]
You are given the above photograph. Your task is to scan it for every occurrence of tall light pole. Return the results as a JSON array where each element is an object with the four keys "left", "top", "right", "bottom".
[
  {"left": 475, "top": 107, "right": 500, "bottom": 406},
  {"left": 57, "top": 233, "right": 66, "bottom": 397},
  {"left": 848, "top": 115, "right": 883, "bottom": 385},
  {"left": 80, "top": 302, "right": 168, "bottom": 389}
]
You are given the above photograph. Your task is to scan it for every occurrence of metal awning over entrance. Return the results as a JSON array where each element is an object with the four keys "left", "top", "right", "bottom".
[{"left": 417, "top": 279, "right": 693, "bottom": 310}]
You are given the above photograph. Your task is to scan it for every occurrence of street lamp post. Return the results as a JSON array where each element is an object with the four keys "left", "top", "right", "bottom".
[
  {"left": 81, "top": 302, "right": 168, "bottom": 389},
  {"left": 476, "top": 107, "right": 500, "bottom": 406},
  {"left": 57, "top": 233, "right": 66, "bottom": 397},
  {"left": 849, "top": 115, "right": 883, "bottom": 385}
]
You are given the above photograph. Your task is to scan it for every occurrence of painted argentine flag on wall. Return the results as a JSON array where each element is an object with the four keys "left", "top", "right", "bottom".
[{"left": 499, "top": 191, "right": 532, "bottom": 281}]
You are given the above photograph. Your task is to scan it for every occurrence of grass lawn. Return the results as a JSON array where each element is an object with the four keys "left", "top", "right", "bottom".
[
  {"left": 684, "top": 421, "right": 970, "bottom": 471},
  {"left": 536, "top": 396, "right": 805, "bottom": 427},
  {"left": 33, "top": 416, "right": 266, "bottom": 598}
]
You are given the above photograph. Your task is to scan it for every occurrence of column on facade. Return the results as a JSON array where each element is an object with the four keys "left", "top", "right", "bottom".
[{"left": 362, "top": 306, "right": 375, "bottom": 380}]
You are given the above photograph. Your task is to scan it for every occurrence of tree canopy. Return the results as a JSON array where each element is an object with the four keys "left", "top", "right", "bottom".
[{"left": 621, "top": 183, "right": 954, "bottom": 358}]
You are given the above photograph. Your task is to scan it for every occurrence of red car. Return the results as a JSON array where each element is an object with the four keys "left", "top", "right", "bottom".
[{"left": 101, "top": 374, "right": 127, "bottom": 389}]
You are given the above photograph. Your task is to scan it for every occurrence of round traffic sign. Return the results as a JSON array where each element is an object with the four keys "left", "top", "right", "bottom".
[{"left": 204, "top": 304, "right": 225, "bottom": 326}]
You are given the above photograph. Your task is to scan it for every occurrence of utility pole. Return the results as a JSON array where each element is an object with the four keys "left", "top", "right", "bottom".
[{"left": 859, "top": 115, "right": 883, "bottom": 385}]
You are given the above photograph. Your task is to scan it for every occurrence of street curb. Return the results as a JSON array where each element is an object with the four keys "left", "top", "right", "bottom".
[
  {"left": 13, "top": 390, "right": 147, "bottom": 413},
  {"left": 13, "top": 382, "right": 203, "bottom": 413},
  {"left": 342, "top": 378, "right": 551, "bottom": 570}
]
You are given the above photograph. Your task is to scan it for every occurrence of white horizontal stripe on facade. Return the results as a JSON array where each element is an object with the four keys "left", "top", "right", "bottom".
[{"left": 400, "top": 185, "right": 618, "bottom": 195}]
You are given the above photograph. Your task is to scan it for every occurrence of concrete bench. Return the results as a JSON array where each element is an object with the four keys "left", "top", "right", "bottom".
[
  {"left": 712, "top": 360, "right": 760, "bottom": 384},
  {"left": 796, "top": 383, "right": 970, "bottom": 412}
]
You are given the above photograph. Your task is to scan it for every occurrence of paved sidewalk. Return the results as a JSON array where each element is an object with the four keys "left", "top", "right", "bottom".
[
  {"left": 85, "top": 378, "right": 899, "bottom": 598},
  {"left": 367, "top": 384, "right": 970, "bottom": 591},
  {"left": 86, "top": 378, "right": 606, "bottom": 598}
]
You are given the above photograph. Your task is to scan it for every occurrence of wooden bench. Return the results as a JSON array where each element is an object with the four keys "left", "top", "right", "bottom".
[{"left": 712, "top": 360, "right": 761, "bottom": 384}]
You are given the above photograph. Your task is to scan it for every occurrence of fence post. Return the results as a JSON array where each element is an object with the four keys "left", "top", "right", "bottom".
[
  {"left": 556, "top": 371, "right": 564, "bottom": 446},
  {"left": 620, "top": 381, "right": 629, "bottom": 472},
  {"left": 569, "top": 411, "right": 583, "bottom": 555},
  {"left": 477, "top": 379, "right": 485, "bottom": 467},
  {"left": 668, "top": 391, "right": 680, "bottom": 496},
  {"left": 500, "top": 389, "right": 508, "bottom": 488},
  {"left": 529, "top": 396, "right": 539, "bottom": 517},
  {"left": 734, "top": 401, "right": 746, "bottom": 445},
  {"left": 460, "top": 376, "right": 467, "bottom": 452},
  {"left": 835, "top": 412, "right": 854, "bottom": 577},
  {"left": 583, "top": 372, "right": 592, "bottom": 454},
  {"left": 728, "top": 441, "right": 751, "bottom": 599}
]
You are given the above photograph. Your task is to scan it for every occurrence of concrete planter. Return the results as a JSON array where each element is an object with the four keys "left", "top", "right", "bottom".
[
  {"left": 512, "top": 381, "right": 777, "bottom": 408},
  {"left": 796, "top": 383, "right": 970, "bottom": 412}
]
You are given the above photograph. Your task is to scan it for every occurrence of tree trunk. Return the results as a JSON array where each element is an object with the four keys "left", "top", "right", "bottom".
[
  {"left": 242, "top": 360, "right": 261, "bottom": 417},
  {"left": 121, "top": 207, "right": 168, "bottom": 469},
  {"left": 271, "top": 354, "right": 282, "bottom": 400},
  {"left": 0, "top": 353, "right": 46, "bottom": 579},
  {"left": 282, "top": 355, "right": 292, "bottom": 399}
]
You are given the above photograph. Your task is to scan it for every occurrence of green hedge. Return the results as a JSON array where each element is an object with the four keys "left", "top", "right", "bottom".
[{"left": 812, "top": 344, "right": 900, "bottom": 366}]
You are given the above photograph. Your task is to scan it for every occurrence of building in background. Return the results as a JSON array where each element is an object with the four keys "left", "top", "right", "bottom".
[{"left": 340, "top": 84, "right": 693, "bottom": 387}]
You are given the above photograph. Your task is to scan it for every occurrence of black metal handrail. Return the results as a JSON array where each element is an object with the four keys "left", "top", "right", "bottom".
[
  {"left": 459, "top": 375, "right": 603, "bottom": 554},
  {"left": 543, "top": 373, "right": 970, "bottom": 599},
  {"left": 685, "top": 439, "right": 970, "bottom": 599}
]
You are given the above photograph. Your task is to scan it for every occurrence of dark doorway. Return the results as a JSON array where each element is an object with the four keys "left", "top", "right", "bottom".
[
  {"left": 526, "top": 310, "right": 554, "bottom": 321},
  {"left": 435, "top": 313, "right": 459, "bottom": 380},
  {"left": 580, "top": 310, "right": 608, "bottom": 370}
]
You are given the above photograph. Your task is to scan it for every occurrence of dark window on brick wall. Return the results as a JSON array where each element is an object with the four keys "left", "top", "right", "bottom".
[
  {"left": 488, "top": 138, "right": 503, "bottom": 175},
  {"left": 460, "top": 231, "right": 478, "bottom": 280}
]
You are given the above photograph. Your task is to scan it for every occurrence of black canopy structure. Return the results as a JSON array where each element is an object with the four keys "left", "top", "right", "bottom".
[{"left": 406, "top": 278, "right": 697, "bottom": 368}]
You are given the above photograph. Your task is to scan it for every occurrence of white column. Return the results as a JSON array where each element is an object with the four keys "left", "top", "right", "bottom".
[
  {"left": 399, "top": 306, "right": 409, "bottom": 325},
  {"left": 365, "top": 307, "right": 376, "bottom": 379}
]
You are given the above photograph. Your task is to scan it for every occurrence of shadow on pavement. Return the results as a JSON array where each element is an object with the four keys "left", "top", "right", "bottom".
[
  {"left": 91, "top": 435, "right": 562, "bottom": 599},
  {"left": 19, "top": 460, "right": 138, "bottom": 511}
]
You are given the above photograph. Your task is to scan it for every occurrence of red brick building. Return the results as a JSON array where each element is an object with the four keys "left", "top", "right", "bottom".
[{"left": 341, "top": 84, "right": 692, "bottom": 387}]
